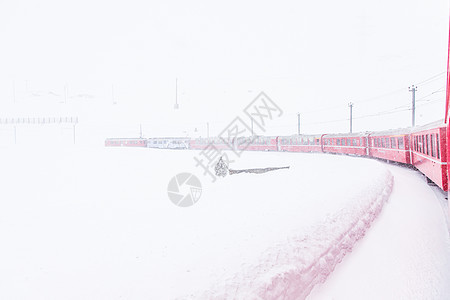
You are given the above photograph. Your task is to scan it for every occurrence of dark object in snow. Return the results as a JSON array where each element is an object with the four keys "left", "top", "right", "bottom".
[
  {"left": 215, "top": 156, "right": 229, "bottom": 177},
  {"left": 214, "top": 156, "right": 289, "bottom": 177},
  {"left": 229, "top": 166, "right": 290, "bottom": 175}
]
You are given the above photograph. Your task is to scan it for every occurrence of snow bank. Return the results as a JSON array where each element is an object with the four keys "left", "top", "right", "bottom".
[
  {"left": 0, "top": 147, "right": 395, "bottom": 300},
  {"left": 183, "top": 168, "right": 394, "bottom": 300}
]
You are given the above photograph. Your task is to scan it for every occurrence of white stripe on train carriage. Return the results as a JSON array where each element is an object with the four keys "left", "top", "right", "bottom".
[
  {"left": 281, "top": 144, "right": 321, "bottom": 147},
  {"left": 369, "top": 147, "right": 408, "bottom": 152},
  {"left": 411, "top": 151, "right": 447, "bottom": 165},
  {"left": 323, "top": 145, "right": 366, "bottom": 149}
]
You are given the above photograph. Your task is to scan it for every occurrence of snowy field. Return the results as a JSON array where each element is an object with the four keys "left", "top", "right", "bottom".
[{"left": 0, "top": 146, "right": 449, "bottom": 299}]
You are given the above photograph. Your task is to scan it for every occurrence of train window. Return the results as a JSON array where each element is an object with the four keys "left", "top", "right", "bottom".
[
  {"left": 426, "top": 135, "right": 429, "bottom": 155},
  {"left": 437, "top": 135, "right": 440, "bottom": 159},
  {"left": 419, "top": 136, "right": 422, "bottom": 152},
  {"left": 398, "top": 137, "right": 404, "bottom": 149},
  {"left": 336, "top": 139, "right": 341, "bottom": 146},
  {"left": 390, "top": 137, "right": 396, "bottom": 149},
  {"left": 422, "top": 135, "right": 425, "bottom": 153},
  {"left": 430, "top": 134, "right": 435, "bottom": 157},
  {"left": 381, "top": 138, "right": 385, "bottom": 148}
]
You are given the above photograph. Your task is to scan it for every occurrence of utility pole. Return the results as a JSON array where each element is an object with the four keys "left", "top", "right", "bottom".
[
  {"left": 139, "top": 124, "right": 143, "bottom": 138},
  {"left": 297, "top": 113, "right": 300, "bottom": 135},
  {"left": 348, "top": 102, "right": 354, "bottom": 133},
  {"left": 174, "top": 78, "right": 179, "bottom": 109},
  {"left": 12, "top": 80, "right": 16, "bottom": 103},
  {"left": 112, "top": 84, "right": 116, "bottom": 104},
  {"left": 74, "top": 117, "right": 79, "bottom": 144},
  {"left": 409, "top": 85, "right": 417, "bottom": 127},
  {"left": 251, "top": 118, "right": 254, "bottom": 136},
  {"left": 73, "top": 124, "right": 76, "bottom": 144},
  {"left": 207, "top": 122, "right": 209, "bottom": 138},
  {"left": 64, "top": 84, "right": 68, "bottom": 104}
]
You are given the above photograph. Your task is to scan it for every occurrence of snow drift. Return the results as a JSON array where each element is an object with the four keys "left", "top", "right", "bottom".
[{"left": 182, "top": 168, "right": 394, "bottom": 299}]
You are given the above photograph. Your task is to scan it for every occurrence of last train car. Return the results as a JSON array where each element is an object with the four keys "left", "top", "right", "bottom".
[
  {"left": 105, "top": 138, "right": 147, "bottom": 147},
  {"left": 410, "top": 121, "right": 448, "bottom": 191}
]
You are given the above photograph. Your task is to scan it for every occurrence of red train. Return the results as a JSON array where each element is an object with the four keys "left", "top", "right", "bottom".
[
  {"left": 104, "top": 121, "right": 448, "bottom": 191},
  {"left": 184, "top": 121, "right": 448, "bottom": 191}
]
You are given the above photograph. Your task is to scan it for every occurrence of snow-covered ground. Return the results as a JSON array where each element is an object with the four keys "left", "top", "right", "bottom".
[
  {"left": 0, "top": 146, "right": 448, "bottom": 299},
  {"left": 309, "top": 163, "right": 450, "bottom": 299}
]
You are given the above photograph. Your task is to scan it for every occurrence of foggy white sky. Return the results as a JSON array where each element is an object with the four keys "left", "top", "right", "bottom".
[{"left": 0, "top": 0, "right": 449, "bottom": 138}]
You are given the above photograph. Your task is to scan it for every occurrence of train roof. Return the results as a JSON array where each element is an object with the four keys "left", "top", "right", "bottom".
[
  {"left": 410, "top": 119, "right": 446, "bottom": 132},
  {"left": 321, "top": 132, "right": 370, "bottom": 138},
  {"left": 105, "top": 137, "right": 147, "bottom": 140},
  {"left": 147, "top": 137, "right": 190, "bottom": 140}
]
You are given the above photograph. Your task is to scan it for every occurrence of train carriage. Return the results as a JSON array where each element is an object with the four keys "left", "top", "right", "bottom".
[
  {"left": 240, "top": 136, "right": 278, "bottom": 152},
  {"left": 367, "top": 130, "right": 411, "bottom": 164},
  {"left": 148, "top": 137, "right": 189, "bottom": 149},
  {"left": 322, "top": 133, "right": 368, "bottom": 156},
  {"left": 410, "top": 122, "right": 448, "bottom": 191},
  {"left": 105, "top": 138, "right": 147, "bottom": 147},
  {"left": 279, "top": 135, "right": 322, "bottom": 153},
  {"left": 189, "top": 137, "right": 234, "bottom": 151}
]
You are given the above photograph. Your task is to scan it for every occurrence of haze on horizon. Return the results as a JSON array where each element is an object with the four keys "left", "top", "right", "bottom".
[{"left": 0, "top": 0, "right": 448, "bottom": 139}]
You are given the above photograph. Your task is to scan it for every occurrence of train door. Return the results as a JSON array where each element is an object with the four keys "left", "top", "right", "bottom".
[{"left": 365, "top": 135, "right": 370, "bottom": 156}]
